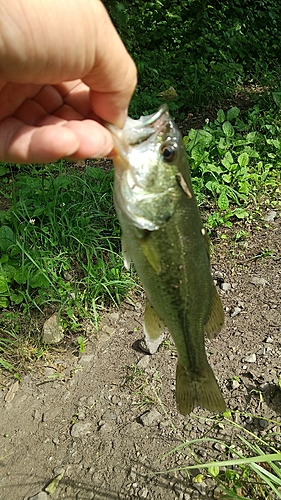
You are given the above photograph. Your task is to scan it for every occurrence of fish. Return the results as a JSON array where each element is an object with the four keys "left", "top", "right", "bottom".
[{"left": 107, "top": 104, "right": 226, "bottom": 414}]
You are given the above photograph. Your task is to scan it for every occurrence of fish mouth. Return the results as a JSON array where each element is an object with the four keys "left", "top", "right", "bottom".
[{"left": 106, "top": 104, "right": 173, "bottom": 157}]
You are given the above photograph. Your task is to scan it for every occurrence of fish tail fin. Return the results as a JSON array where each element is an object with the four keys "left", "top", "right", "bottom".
[{"left": 176, "top": 361, "right": 226, "bottom": 415}]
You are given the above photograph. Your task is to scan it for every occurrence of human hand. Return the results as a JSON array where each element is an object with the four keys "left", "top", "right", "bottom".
[{"left": 0, "top": 0, "right": 137, "bottom": 163}]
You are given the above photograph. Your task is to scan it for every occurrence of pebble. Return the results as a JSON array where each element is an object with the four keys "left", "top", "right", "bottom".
[
  {"left": 232, "top": 379, "right": 240, "bottom": 389},
  {"left": 250, "top": 277, "right": 267, "bottom": 286},
  {"left": 53, "top": 466, "right": 65, "bottom": 476},
  {"left": 193, "top": 481, "right": 207, "bottom": 495},
  {"left": 136, "top": 355, "right": 150, "bottom": 369},
  {"left": 139, "top": 408, "right": 162, "bottom": 426},
  {"left": 243, "top": 353, "right": 257, "bottom": 363},
  {"left": 264, "top": 210, "right": 277, "bottom": 221},
  {"left": 191, "top": 491, "right": 200, "bottom": 500},
  {"left": 98, "top": 422, "right": 113, "bottom": 434},
  {"left": 230, "top": 306, "right": 241, "bottom": 318},
  {"left": 265, "top": 336, "right": 274, "bottom": 343},
  {"left": 28, "top": 493, "right": 48, "bottom": 500},
  {"left": 139, "top": 486, "right": 149, "bottom": 498},
  {"left": 70, "top": 422, "right": 92, "bottom": 438},
  {"left": 108, "top": 311, "right": 120, "bottom": 322},
  {"left": 42, "top": 312, "right": 64, "bottom": 344},
  {"left": 220, "top": 282, "right": 231, "bottom": 291}
]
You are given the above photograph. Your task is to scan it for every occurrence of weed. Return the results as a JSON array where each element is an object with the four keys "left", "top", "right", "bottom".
[
  {"left": 124, "top": 364, "right": 161, "bottom": 410},
  {"left": 184, "top": 105, "right": 281, "bottom": 229},
  {"left": 164, "top": 412, "right": 281, "bottom": 500}
]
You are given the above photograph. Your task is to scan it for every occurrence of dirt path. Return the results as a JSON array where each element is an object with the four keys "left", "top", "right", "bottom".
[{"left": 1, "top": 208, "right": 281, "bottom": 500}]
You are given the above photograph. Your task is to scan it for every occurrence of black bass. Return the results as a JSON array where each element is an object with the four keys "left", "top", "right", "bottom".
[{"left": 107, "top": 105, "right": 225, "bottom": 414}]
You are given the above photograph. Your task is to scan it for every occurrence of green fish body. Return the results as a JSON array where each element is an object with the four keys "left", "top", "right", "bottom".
[{"left": 107, "top": 105, "right": 225, "bottom": 414}]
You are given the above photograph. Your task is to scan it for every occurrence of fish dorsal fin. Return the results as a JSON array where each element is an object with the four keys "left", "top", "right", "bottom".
[
  {"left": 205, "top": 284, "right": 224, "bottom": 339},
  {"left": 144, "top": 300, "right": 165, "bottom": 341}
]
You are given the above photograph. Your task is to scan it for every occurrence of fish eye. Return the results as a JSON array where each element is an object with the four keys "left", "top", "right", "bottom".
[{"left": 160, "top": 143, "right": 177, "bottom": 162}]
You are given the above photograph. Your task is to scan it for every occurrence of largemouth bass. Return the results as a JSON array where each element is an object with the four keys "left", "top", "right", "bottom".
[{"left": 107, "top": 105, "right": 226, "bottom": 414}]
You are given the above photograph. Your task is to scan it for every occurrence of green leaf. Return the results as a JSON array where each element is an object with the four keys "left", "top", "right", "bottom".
[
  {"left": 13, "top": 268, "right": 28, "bottom": 285},
  {"left": 9, "top": 292, "right": 24, "bottom": 304},
  {"left": 208, "top": 465, "right": 220, "bottom": 477},
  {"left": 0, "top": 296, "right": 9, "bottom": 308},
  {"left": 29, "top": 271, "right": 50, "bottom": 289},
  {"left": 232, "top": 208, "right": 249, "bottom": 219},
  {"left": 0, "top": 226, "right": 16, "bottom": 252},
  {"left": 217, "top": 109, "right": 225, "bottom": 123},
  {"left": 238, "top": 152, "right": 249, "bottom": 167},
  {"left": 272, "top": 92, "right": 281, "bottom": 107},
  {"left": 45, "top": 473, "right": 64, "bottom": 494},
  {"left": 218, "top": 191, "right": 229, "bottom": 210},
  {"left": 222, "top": 173, "right": 232, "bottom": 183},
  {"left": 246, "top": 132, "right": 257, "bottom": 143},
  {"left": 226, "top": 107, "right": 240, "bottom": 121},
  {"left": 0, "top": 275, "right": 8, "bottom": 293},
  {"left": 222, "top": 121, "right": 234, "bottom": 138},
  {"left": 0, "top": 165, "right": 9, "bottom": 176}
]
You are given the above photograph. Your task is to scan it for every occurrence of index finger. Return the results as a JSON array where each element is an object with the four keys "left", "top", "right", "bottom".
[{"left": 83, "top": 1, "right": 137, "bottom": 128}]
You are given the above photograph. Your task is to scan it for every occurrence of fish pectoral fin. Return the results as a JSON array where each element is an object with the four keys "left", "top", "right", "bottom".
[
  {"left": 144, "top": 300, "right": 165, "bottom": 341},
  {"left": 176, "top": 361, "right": 226, "bottom": 415},
  {"left": 122, "top": 237, "right": 132, "bottom": 271},
  {"left": 139, "top": 238, "right": 161, "bottom": 274},
  {"left": 204, "top": 284, "right": 224, "bottom": 339}
]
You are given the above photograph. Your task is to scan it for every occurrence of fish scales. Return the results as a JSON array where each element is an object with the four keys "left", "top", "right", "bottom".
[{"left": 107, "top": 105, "right": 225, "bottom": 414}]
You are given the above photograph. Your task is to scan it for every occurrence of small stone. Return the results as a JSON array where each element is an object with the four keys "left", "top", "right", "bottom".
[
  {"left": 42, "top": 313, "right": 64, "bottom": 344},
  {"left": 243, "top": 353, "right": 257, "bottom": 363},
  {"left": 5, "top": 380, "right": 19, "bottom": 403},
  {"left": 29, "top": 493, "right": 48, "bottom": 500},
  {"left": 108, "top": 311, "right": 120, "bottom": 322},
  {"left": 232, "top": 379, "right": 240, "bottom": 389},
  {"left": 98, "top": 423, "right": 112, "bottom": 434},
  {"left": 264, "top": 210, "right": 276, "bottom": 221},
  {"left": 184, "top": 494, "right": 192, "bottom": 500},
  {"left": 230, "top": 306, "right": 241, "bottom": 318},
  {"left": 174, "top": 483, "right": 183, "bottom": 494},
  {"left": 250, "top": 277, "right": 267, "bottom": 286},
  {"left": 70, "top": 422, "right": 92, "bottom": 438},
  {"left": 139, "top": 486, "right": 149, "bottom": 498},
  {"left": 53, "top": 466, "right": 65, "bottom": 476},
  {"left": 139, "top": 408, "right": 161, "bottom": 426},
  {"left": 136, "top": 355, "right": 150, "bottom": 369},
  {"left": 220, "top": 282, "right": 231, "bottom": 291},
  {"left": 259, "top": 419, "right": 269, "bottom": 429},
  {"left": 214, "top": 442, "right": 226, "bottom": 452},
  {"left": 194, "top": 481, "right": 207, "bottom": 495},
  {"left": 191, "top": 491, "right": 200, "bottom": 500},
  {"left": 101, "top": 324, "right": 115, "bottom": 335},
  {"left": 265, "top": 336, "right": 274, "bottom": 343},
  {"left": 213, "top": 487, "right": 223, "bottom": 499}
]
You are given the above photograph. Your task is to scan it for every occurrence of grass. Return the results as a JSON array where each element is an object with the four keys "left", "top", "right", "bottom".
[
  {"left": 162, "top": 412, "right": 281, "bottom": 500},
  {"left": 0, "top": 161, "right": 136, "bottom": 373}
]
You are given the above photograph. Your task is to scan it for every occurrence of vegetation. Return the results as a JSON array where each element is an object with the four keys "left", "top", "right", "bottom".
[
  {"left": 166, "top": 412, "right": 281, "bottom": 500},
  {"left": 1, "top": 3, "right": 281, "bottom": 498},
  {"left": 105, "top": 0, "right": 281, "bottom": 115}
]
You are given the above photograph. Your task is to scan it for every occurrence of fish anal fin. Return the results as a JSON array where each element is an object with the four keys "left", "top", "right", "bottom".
[
  {"left": 205, "top": 284, "right": 224, "bottom": 339},
  {"left": 141, "top": 300, "right": 165, "bottom": 354},
  {"left": 176, "top": 361, "right": 226, "bottom": 415},
  {"left": 144, "top": 300, "right": 165, "bottom": 340}
]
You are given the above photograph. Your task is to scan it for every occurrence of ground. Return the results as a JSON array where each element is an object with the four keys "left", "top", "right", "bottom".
[{"left": 0, "top": 111, "right": 281, "bottom": 500}]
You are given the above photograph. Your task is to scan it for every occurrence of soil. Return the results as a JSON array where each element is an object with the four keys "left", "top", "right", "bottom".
[{"left": 0, "top": 114, "right": 281, "bottom": 500}]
